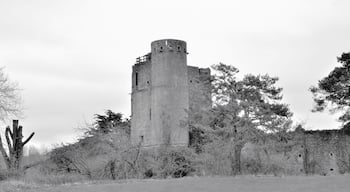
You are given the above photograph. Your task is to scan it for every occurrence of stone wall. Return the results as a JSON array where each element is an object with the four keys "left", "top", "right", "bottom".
[
  {"left": 130, "top": 57, "right": 152, "bottom": 145},
  {"left": 188, "top": 66, "right": 211, "bottom": 113},
  {"left": 303, "top": 129, "right": 350, "bottom": 175},
  {"left": 241, "top": 128, "right": 350, "bottom": 175}
]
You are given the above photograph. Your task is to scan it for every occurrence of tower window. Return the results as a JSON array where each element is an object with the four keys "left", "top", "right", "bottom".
[
  {"left": 140, "top": 135, "right": 144, "bottom": 142},
  {"left": 135, "top": 72, "right": 138, "bottom": 86}
]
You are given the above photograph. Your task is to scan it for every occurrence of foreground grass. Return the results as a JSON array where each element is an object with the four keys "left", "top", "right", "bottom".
[{"left": 1, "top": 175, "right": 350, "bottom": 192}]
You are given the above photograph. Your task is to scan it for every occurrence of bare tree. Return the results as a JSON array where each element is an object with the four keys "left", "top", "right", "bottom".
[
  {"left": 0, "top": 68, "right": 25, "bottom": 175},
  {"left": 0, "top": 68, "right": 22, "bottom": 121}
]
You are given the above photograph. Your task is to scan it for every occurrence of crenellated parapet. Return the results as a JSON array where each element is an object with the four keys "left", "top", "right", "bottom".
[{"left": 151, "top": 39, "right": 187, "bottom": 54}]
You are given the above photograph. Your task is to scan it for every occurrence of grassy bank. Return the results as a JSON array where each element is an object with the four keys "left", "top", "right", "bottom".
[{"left": 1, "top": 175, "right": 349, "bottom": 192}]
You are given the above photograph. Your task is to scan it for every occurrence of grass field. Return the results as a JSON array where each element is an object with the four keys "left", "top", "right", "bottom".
[{"left": 1, "top": 175, "right": 350, "bottom": 192}]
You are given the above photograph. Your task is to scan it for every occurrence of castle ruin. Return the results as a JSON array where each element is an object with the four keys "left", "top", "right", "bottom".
[
  {"left": 130, "top": 39, "right": 350, "bottom": 176},
  {"left": 131, "top": 39, "right": 211, "bottom": 147}
]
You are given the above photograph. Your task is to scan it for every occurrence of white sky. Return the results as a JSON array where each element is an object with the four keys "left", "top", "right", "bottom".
[{"left": 0, "top": 0, "right": 350, "bottom": 148}]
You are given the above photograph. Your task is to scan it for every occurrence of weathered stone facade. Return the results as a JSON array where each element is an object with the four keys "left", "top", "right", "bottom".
[
  {"left": 241, "top": 127, "right": 350, "bottom": 175},
  {"left": 131, "top": 39, "right": 211, "bottom": 147},
  {"left": 301, "top": 129, "right": 350, "bottom": 175}
]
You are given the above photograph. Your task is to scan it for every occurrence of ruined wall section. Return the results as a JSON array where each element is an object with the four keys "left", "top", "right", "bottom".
[
  {"left": 240, "top": 129, "right": 350, "bottom": 176},
  {"left": 303, "top": 130, "right": 350, "bottom": 175},
  {"left": 131, "top": 55, "right": 152, "bottom": 145},
  {"left": 188, "top": 66, "right": 212, "bottom": 114}
]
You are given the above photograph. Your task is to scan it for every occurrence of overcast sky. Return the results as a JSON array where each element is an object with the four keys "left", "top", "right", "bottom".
[{"left": 1, "top": 0, "right": 350, "bottom": 149}]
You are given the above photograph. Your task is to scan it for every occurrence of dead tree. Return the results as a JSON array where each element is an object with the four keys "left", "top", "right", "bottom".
[{"left": 0, "top": 120, "right": 34, "bottom": 174}]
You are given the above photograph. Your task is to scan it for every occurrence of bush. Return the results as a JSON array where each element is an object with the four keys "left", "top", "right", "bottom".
[
  {"left": 198, "top": 140, "right": 232, "bottom": 176},
  {"left": 0, "top": 168, "right": 9, "bottom": 181},
  {"left": 242, "top": 159, "right": 262, "bottom": 175},
  {"left": 159, "top": 147, "right": 198, "bottom": 178},
  {"left": 136, "top": 146, "right": 199, "bottom": 179},
  {"left": 262, "top": 163, "right": 284, "bottom": 176}
]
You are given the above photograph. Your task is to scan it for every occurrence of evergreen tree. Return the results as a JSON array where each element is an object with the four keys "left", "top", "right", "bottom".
[
  {"left": 310, "top": 52, "right": 350, "bottom": 126},
  {"left": 191, "top": 63, "right": 292, "bottom": 175}
]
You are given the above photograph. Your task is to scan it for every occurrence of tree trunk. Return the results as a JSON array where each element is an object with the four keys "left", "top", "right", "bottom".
[
  {"left": 110, "top": 160, "right": 116, "bottom": 180},
  {"left": 231, "top": 143, "right": 243, "bottom": 175},
  {"left": 235, "top": 145, "right": 242, "bottom": 175},
  {"left": 0, "top": 120, "right": 34, "bottom": 176}
]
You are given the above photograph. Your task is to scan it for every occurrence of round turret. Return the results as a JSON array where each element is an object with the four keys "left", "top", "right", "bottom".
[
  {"left": 151, "top": 39, "right": 187, "bottom": 54},
  {"left": 150, "top": 39, "right": 189, "bottom": 146}
]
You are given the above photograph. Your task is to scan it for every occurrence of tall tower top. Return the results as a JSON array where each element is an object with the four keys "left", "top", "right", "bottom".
[{"left": 151, "top": 39, "right": 187, "bottom": 54}]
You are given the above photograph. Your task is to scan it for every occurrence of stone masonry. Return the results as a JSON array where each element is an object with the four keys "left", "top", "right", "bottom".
[{"left": 131, "top": 39, "right": 211, "bottom": 147}]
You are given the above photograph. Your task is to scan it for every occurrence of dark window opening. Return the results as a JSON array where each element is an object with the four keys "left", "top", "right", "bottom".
[
  {"left": 190, "top": 80, "right": 192, "bottom": 83},
  {"left": 298, "top": 154, "right": 302, "bottom": 158},
  {"left": 140, "top": 135, "right": 144, "bottom": 142},
  {"left": 147, "top": 81, "right": 149, "bottom": 84},
  {"left": 330, "top": 153, "right": 333, "bottom": 156},
  {"left": 135, "top": 72, "right": 138, "bottom": 86},
  {"left": 160, "top": 46, "right": 163, "bottom": 50},
  {"left": 330, "top": 168, "right": 334, "bottom": 171}
]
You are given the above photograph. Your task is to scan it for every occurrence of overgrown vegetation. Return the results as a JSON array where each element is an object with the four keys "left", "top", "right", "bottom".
[
  {"left": 2, "top": 58, "right": 350, "bottom": 184},
  {"left": 189, "top": 63, "right": 293, "bottom": 175},
  {"left": 3, "top": 63, "right": 298, "bottom": 184},
  {"left": 40, "top": 111, "right": 199, "bottom": 181}
]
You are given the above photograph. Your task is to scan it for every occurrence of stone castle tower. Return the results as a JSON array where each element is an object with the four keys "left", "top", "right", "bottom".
[{"left": 131, "top": 39, "right": 211, "bottom": 147}]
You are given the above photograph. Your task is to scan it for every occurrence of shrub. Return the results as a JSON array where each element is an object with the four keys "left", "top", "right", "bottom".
[
  {"left": 159, "top": 147, "right": 198, "bottom": 178},
  {"left": 136, "top": 146, "right": 199, "bottom": 179},
  {"left": 242, "top": 158, "right": 262, "bottom": 174},
  {"left": 199, "top": 140, "right": 232, "bottom": 176},
  {"left": 0, "top": 168, "right": 9, "bottom": 181},
  {"left": 262, "top": 163, "right": 284, "bottom": 176}
]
